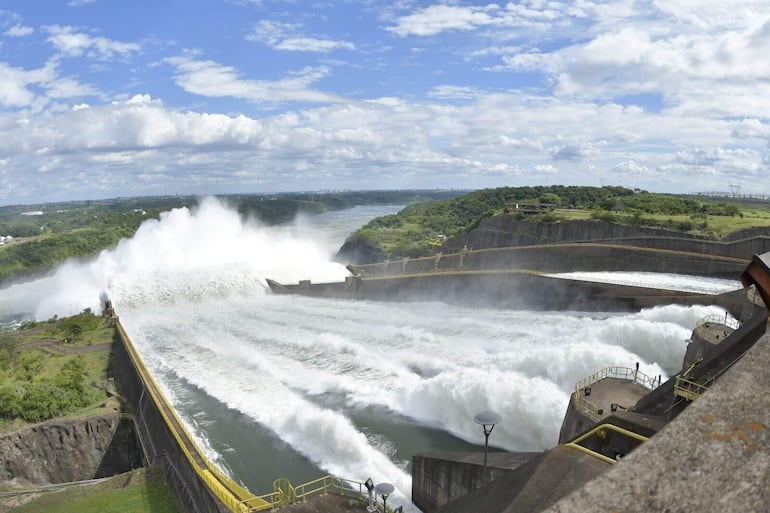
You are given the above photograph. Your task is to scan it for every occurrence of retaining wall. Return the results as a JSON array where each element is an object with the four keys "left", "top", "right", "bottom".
[
  {"left": 111, "top": 319, "right": 256, "bottom": 513},
  {"left": 358, "top": 244, "right": 747, "bottom": 279}
]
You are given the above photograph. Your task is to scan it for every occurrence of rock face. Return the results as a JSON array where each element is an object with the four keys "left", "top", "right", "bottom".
[
  {"left": 336, "top": 237, "right": 385, "bottom": 265},
  {"left": 0, "top": 412, "right": 143, "bottom": 484}
]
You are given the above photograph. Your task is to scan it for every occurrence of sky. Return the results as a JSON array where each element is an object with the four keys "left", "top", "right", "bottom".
[{"left": 0, "top": 1, "right": 769, "bottom": 205}]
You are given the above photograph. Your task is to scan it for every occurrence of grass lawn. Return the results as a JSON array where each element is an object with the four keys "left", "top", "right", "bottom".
[
  {"left": 554, "top": 206, "right": 770, "bottom": 238},
  {"left": 5, "top": 466, "right": 178, "bottom": 513}
]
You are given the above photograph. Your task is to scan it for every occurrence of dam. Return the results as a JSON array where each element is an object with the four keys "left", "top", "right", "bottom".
[
  {"left": 3, "top": 204, "right": 769, "bottom": 512},
  {"left": 102, "top": 250, "right": 770, "bottom": 513}
]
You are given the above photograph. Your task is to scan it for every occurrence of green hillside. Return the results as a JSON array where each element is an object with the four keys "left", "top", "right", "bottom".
[{"left": 342, "top": 186, "right": 770, "bottom": 261}]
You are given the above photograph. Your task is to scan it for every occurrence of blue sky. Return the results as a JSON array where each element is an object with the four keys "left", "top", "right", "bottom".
[{"left": 0, "top": 1, "right": 769, "bottom": 205}]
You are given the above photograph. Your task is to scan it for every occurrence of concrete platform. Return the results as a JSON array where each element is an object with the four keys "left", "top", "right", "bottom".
[{"left": 582, "top": 377, "right": 651, "bottom": 418}]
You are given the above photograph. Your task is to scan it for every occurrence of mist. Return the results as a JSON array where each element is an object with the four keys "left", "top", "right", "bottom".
[{"left": 0, "top": 197, "right": 352, "bottom": 319}]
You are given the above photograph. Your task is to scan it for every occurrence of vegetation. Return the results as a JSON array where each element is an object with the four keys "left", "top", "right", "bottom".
[
  {"left": 5, "top": 466, "right": 177, "bottom": 513},
  {"left": 344, "top": 186, "right": 770, "bottom": 260},
  {"left": 0, "top": 311, "right": 114, "bottom": 429},
  {"left": 0, "top": 190, "right": 462, "bottom": 284}
]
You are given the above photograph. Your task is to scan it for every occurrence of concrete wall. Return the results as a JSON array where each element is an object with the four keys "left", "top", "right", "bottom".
[
  {"left": 412, "top": 452, "right": 535, "bottom": 513},
  {"left": 358, "top": 244, "right": 747, "bottom": 279},
  {"left": 111, "top": 322, "right": 231, "bottom": 513}
]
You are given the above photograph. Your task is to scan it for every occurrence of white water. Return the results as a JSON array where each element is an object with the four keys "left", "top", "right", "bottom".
[
  {"left": 547, "top": 271, "right": 741, "bottom": 294},
  {"left": 0, "top": 198, "right": 739, "bottom": 511}
]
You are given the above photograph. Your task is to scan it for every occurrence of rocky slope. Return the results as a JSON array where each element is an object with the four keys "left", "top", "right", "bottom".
[{"left": 0, "top": 411, "right": 143, "bottom": 485}]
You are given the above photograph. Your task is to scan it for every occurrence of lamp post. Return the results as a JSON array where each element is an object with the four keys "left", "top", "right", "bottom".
[
  {"left": 473, "top": 410, "right": 502, "bottom": 485},
  {"left": 374, "top": 482, "right": 394, "bottom": 513}
]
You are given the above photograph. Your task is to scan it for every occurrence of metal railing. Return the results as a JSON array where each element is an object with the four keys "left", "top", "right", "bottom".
[
  {"left": 573, "top": 366, "right": 659, "bottom": 422},
  {"left": 697, "top": 313, "right": 741, "bottom": 331},
  {"left": 673, "top": 357, "right": 708, "bottom": 401},
  {"left": 673, "top": 376, "right": 709, "bottom": 401},
  {"left": 246, "top": 475, "right": 370, "bottom": 511}
]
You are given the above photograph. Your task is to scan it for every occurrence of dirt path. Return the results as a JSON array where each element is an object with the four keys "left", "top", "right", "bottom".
[{"left": 12, "top": 340, "right": 112, "bottom": 370}]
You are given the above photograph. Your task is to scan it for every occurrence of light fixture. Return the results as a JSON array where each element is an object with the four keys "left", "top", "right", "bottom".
[
  {"left": 473, "top": 410, "right": 502, "bottom": 485},
  {"left": 375, "top": 482, "right": 394, "bottom": 513}
]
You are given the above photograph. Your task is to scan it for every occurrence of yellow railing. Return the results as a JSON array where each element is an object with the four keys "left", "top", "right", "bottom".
[
  {"left": 562, "top": 423, "right": 650, "bottom": 465},
  {"left": 674, "top": 376, "right": 709, "bottom": 401},
  {"left": 673, "top": 357, "right": 707, "bottom": 401}
]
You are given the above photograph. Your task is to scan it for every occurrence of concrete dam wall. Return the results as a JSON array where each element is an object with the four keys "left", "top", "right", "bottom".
[
  {"left": 359, "top": 244, "right": 747, "bottom": 279},
  {"left": 111, "top": 318, "right": 267, "bottom": 513}
]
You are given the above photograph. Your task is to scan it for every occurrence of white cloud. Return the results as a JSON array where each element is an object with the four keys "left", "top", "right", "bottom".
[
  {"left": 4, "top": 24, "right": 33, "bottom": 37},
  {"left": 166, "top": 56, "right": 342, "bottom": 104},
  {"left": 388, "top": 4, "right": 498, "bottom": 37},
  {"left": 534, "top": 164, "right": 558, "bottom": 174},
  {"left": 427, "top": 85, "right": 487, "bottom": 101},
  {"left": 0, "top": 61, "right": 55, "bottom": 108},
  {"left": 68, "top": 0, "right": 97, "bottom": 6},
  {"left": 387, "top": 1, "right": 591, "bottom": 37},
  {"left": 0, "top": 60, "right": 99, "bottom": 108},
  {"left": 43, "top": 25, "right": 140, "bottom": 59},
  {"left": 552, "top": 141, "right": 605, "bottom": 161},
  {"left": 247, "top": 20, "right": 355, "bottom": 53},
  {"left": 611, "top": 160, "right": 652, "bottom": 177},
  {"left": 1, "top": 89, "right": 769, "bottom": 203},
  {"left": 44, "top": 77, "right": 98, "bottom": 99}
]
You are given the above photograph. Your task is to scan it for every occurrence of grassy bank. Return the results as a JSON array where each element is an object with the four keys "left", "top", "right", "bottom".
[{"left": 2, "top": 466, "right": 176, "bottom": 513}]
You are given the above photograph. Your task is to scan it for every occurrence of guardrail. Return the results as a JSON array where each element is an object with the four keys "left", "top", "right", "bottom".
[
  {"left": 562, "top": 423, "right": 650, "bottom": 465},
  {"left": 697, "top": 313, "right": 741, "bottom": 331},
  {"left": 573, "top": 366, "right": 659, "bottom": 422}
]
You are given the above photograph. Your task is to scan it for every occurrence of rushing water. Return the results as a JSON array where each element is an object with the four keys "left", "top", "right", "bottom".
[{"left": 0, "top": 198, "right": 742, "bottom": 510}]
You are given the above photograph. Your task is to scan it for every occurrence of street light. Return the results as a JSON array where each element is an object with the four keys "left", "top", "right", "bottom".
[
  {"left": 374, "top": 482, "right": 394, "bottom": 513},
  {"left": 473, "top": 410, "right": 502, "bottom": 485}
]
